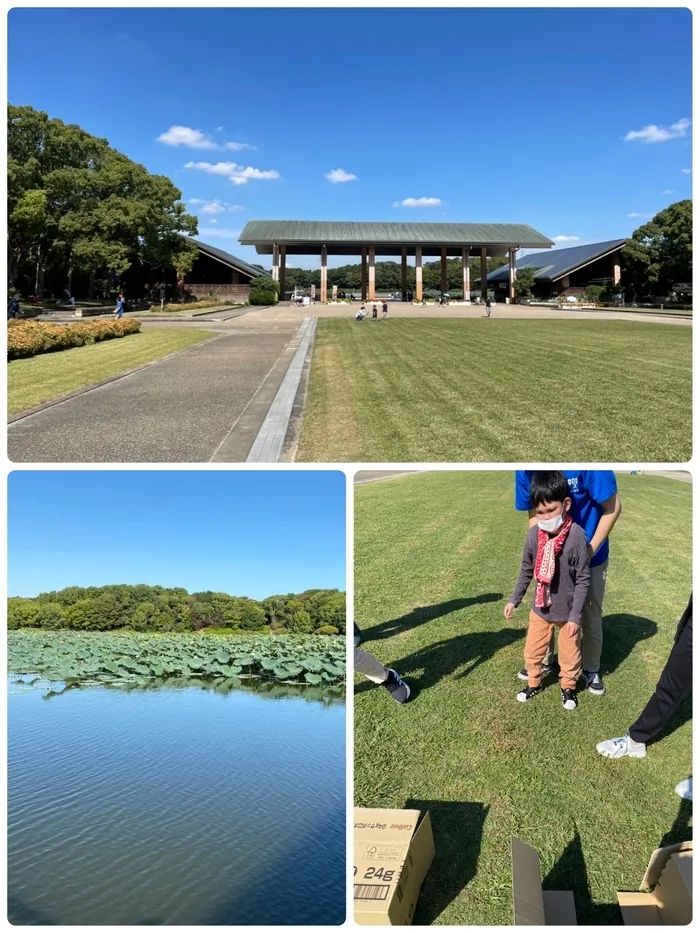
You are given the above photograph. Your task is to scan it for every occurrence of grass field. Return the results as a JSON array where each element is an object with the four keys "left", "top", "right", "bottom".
[
  {"left": 297, "top": 320, "right": 691, "bottom": 462},
  {"left": 8, "top": 329, "right": 214, "bottom": 414},
  {"left": 354, "top": 472, "right": 692, "bottom": 925}
]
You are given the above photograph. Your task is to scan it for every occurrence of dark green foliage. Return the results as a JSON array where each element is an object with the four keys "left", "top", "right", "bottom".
[
  {"left": 514, "top": 266, "right": 536, "bottom": 298},
  {"left": 622, "top": 200, "right": 692, "bottom": 299},
  {"left": 584, "top": 284, "right": 605, "bottom": 302},
  {"left": 249, "top": 275, "right": 279, "bottom": 306},
  {"left": 9, "top": 584, "right": 345, "bottom": 636}
]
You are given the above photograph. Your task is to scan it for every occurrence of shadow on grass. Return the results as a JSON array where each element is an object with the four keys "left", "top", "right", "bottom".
[
  {"left": 660, "top": 797, "right": 693, "bottom": 849},
  {"left": 360, "top": 593, "right": 503, "bottom": 642},
  {"left": 356, "top": 627, "right": 523, "bottom": 698},
  {"left": 601, "top": 614, "right": 657, "bottom": 676},
  {"left": 542, "top": 826, "right": 622, "bottom": 924},
  {"left": 405, "top": 798, "right": 488, "bottom": 925}
]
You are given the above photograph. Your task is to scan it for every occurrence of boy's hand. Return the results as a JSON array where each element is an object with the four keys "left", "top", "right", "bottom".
[
  {"left": 563, "top": 621, "right": 580, "bottom": 638},
  {"left": 504, "top": 602, "right": 516, "bottom": 620}
]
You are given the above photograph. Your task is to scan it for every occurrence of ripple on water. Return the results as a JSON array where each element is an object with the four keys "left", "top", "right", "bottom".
[{"left": 8, "top": 680, "right": 346, "bottom": 925}]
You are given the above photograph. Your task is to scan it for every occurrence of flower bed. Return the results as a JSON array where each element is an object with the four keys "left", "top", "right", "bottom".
[{"left": 8, "top": 318, "right": 141, "bottom": 360}]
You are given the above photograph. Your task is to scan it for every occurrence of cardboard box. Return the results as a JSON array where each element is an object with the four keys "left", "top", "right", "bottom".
[
  {"left": 617, "top": 841, "right": 692, "bottom": 925},
  {"left": 354, "top": 807, "right": 435, "bottom": 925},
  {"left": 511, "top": 838, "right": 578, "bottom": 925}
]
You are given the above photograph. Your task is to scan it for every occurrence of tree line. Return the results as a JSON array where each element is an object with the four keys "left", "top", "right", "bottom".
[
  {"left": 7, "top": 585, "right": 346, "bottom": 635},
  {"left": 8, "top": 104, "right": 199, "bottom": 301}
]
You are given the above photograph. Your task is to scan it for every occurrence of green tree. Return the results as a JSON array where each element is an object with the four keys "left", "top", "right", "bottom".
[
  {"left": 286, "top": 609, "right": 314, "bottom": 633},
  {"left": 622, "top": 200, "right": 692, "bottom": 299},
  {"left": 7, "top": 598, "right": 41, "bottom": 629},
  {"left": 514, "top": 266, "right": 536, "bottom": 299}
]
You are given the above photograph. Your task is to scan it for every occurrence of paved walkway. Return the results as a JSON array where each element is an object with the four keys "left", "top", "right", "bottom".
[{"left": 9, "top": 324, "right": 300, "bottom": 463}]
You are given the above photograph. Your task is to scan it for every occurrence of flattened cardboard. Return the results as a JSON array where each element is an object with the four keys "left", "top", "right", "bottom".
[
  {"left": 354, "top": 807, "right": 435, "bottom": 925},
  {"left": 618, "top": 840, "right": 692, "bottom": 926},
  {"left": 511, "top": 838, "right": 578, "bottom": 925}
]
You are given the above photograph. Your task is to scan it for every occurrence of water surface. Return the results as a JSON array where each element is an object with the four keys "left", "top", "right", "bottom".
[{"left": 8, "top": 677, "right": 345, "bottom": 925}]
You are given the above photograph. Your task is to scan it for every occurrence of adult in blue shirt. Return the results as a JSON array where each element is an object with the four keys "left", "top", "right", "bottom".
[{"left": 515, "top": 470, "right": 622, "bottom": 695}]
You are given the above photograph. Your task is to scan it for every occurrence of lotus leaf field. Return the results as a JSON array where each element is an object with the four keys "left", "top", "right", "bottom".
[{"left": 8, "top": 631, "right": 346, "bottom": 691}]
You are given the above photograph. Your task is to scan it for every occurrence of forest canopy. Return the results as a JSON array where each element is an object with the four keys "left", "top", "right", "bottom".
[{"left": 8, "top": 585, "right": 346, "bottom": 636}]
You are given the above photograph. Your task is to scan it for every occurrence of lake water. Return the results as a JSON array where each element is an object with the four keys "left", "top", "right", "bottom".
[{"left": 8, "top": 677, "right": 346, "bottom": 925}]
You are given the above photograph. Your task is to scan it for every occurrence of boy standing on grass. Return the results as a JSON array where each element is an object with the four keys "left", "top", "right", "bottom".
[{"left": 505, "top": 471, "right": 591, "bottom": 711}]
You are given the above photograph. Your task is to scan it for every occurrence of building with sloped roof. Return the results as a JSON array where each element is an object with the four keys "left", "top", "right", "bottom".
[
  {"left": 181, "top": 236, "right": 267, "bottom": 302},
  {"left": 239, "top": 220, "right": 554, "bottom": 302},
  {"left": 486, "top": 238, "right": 626, "bottom": 300}
]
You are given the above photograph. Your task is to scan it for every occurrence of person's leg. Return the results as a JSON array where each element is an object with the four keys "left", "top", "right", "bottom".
[
  {"left": 354, "top": 646, "right": 388, "bottom": 684},
  {"left": 581, "top": 560, "right": 608, "bottom": 691},
  {"left": 524, "top": 611, "right": 554, "bottom": 688},
  {"left": 628, "top": 616, "right": 692, "bottom": 745},
  {"left": 556, "top": 622, "right": 582, "bottom": 690}
]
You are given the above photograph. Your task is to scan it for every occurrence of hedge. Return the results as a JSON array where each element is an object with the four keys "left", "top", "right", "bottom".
[{"left": 8, "top": 318, "right": 142, "bottom": 360}]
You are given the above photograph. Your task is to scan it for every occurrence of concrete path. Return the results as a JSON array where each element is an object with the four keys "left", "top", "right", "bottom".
[
  {"left": 9, "top": 324, "right": 300, "bottom": 463},
  {"left": 354, "top": 470, "right": 427, "bottom": 484}
]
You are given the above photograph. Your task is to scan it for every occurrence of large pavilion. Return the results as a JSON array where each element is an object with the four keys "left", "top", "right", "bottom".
[{"left": 238, "top": 221, "right": 554, "bottom": 302}]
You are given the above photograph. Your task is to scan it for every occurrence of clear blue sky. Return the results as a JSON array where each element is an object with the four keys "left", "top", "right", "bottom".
[
  {"left": 8, "top": 471, "right": 346, "bottom": 598},
  {"left": 9, "top": 7, "right": 692, "bottom": 268}
]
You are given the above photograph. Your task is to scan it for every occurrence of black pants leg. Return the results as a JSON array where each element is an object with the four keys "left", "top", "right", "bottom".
[{"left": 629, "top": 601, "right": 692, "bottom": 745}]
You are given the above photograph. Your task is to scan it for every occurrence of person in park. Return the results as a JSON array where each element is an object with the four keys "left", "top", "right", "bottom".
[
  {"left": 485, "top": 297, "right": 492, "bottom": 317},
  {"left": 515, "top": 469, "right": 621, "bottom": 695},
  {"left": 382, "top": 300, "right": 388, "bottom": 319},
  {"left": 506, "top": 471, "right": 591, "bottom": 710},
  {"left": 8, "top": 294, "right": 20, "bottom": 319},
  {"left": 371, "top": 301, "right": 378, "bottom": 320},
  {"left": 115, "top": 292, "right": 126, "bottom": 319},
  {"left": 354, "top": 623, "right": 410, "bottom": 704},
  {"left": 597, "top": 595, "right": 692, "bottom": 800},
  {"left": 355, "top": 304, "right": 366, "bottom": 321}
]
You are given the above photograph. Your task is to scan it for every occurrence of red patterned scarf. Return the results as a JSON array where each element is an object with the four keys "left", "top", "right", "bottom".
[{"left": 534, "top": 514, "right": 573, "bottom": 608}]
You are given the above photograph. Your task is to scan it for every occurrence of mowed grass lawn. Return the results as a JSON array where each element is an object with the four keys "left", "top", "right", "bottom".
[
  {"left": 354, "top": 472, "right": 692, "bottom": 925},
  {"left": 8, "top": 329, "right": 214, "bottom": 414},
  {"left": 297, "top": 320, "right": 691, "bottom": 461}
]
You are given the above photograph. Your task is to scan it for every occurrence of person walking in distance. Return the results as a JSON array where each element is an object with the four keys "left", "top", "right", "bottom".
[
  {"left": 485, "top": 297, "right": 492, "bottom": 317},
  {"left": 115, "top": 293, "right": 126, "bottom": 319}
]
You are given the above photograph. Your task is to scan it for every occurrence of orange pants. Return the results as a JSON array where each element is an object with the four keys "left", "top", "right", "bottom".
[{"left": 524, "top": 610, "right": 582, "bottom": 690}]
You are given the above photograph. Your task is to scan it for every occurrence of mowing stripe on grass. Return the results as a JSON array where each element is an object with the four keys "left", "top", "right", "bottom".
[{"left": 297, "top": 319, "right": 691, "bottom": 462}]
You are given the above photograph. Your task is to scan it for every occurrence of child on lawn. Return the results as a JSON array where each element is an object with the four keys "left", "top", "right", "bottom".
[{"left": 505, "top": 471, "right": 591, "bottom": 710}]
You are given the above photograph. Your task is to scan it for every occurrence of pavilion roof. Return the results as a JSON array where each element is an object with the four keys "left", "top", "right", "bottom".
[
  {"left": 239, "top": 220, "right": 554, "bottom": 251},
  {"left": 487, "top": 238, "right": 626, "bottom": 283}
]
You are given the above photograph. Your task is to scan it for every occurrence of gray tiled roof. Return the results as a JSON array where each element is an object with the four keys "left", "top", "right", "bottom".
[
  {"left": 487, "top": 238, "right": 626, "bottom": 283},
  {"left": 239, "top": 220, "right": 554, "bottom": 249},
  {"left": 183, "top": 235, "right": 267, "bottom": 278}
]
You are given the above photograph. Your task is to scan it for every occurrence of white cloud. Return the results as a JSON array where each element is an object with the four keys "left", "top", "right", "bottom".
[
  {"left": 188, "top": 197, "right": 206, "bottom": 204},
  {"left": 393, "top": 197, "right": 442, "bottom": 208},
  {"left": 215, "top": 126, "right": 224, "bottom": 132},
  {"left": 158, "top": 126, "right": 256, "bottom": 151},
  {"left": 663, "top": 189, "right": 675, "bottom": 194},
  {"left": 209, "top": 218, "right": 218, "bottom": 223},
  {"left": 185, "top": 161, "right": 280, "bottom": 185},
  {"left": 324, "top": 168, "right": 357, "bottom": 183},
  {"left": 202, "top": 200, "right": 226, "bottom": 214},
  {"left": 157, "top": 125, "right": 219, "bottom": 149},
  {"left": 193, "top": 199, "right": 246, "bottom": 214},
  {"left": 197, "top": 227, "right": 241, "bottom": 239},
  {"left": 553, "top": 235, "right": 580, "bottom": 243},
  {"left": 624, "top": 117, "right": 691, "bottom": 144},
  {"left": 681, "top": 167, "right": 692, "bottom": 174},
  {"left": 627, "top": 212, "right": 653, "bottom": 219}
]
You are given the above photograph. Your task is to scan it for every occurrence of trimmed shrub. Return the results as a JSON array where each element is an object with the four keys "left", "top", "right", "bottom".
[
  {"left": 8, "top": 318, "right": 141, "bottom": 360},
  {"left": 249, "top": 275, "right": 279, "bottom": 306},
  {"left": 314, "top": 625, "right": 340, "bottom": 635}
]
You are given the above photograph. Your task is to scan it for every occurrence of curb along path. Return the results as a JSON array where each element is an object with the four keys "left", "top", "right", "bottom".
[{"left": 246, "top": 317, "right": 317, "bottom": 463}]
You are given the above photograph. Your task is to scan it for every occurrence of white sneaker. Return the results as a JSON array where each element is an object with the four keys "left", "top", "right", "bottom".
[
  {"left": 675, "top": 777, "right": 693, "bottom": 800},
  {"left": 596, "top": 735, "right": 647, "bottom": 759}
]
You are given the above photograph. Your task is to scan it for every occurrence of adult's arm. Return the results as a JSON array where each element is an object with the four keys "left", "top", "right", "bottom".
[
  {"left": 589, "top": 492, "right": 622, "bottom": 557},
  {"left": 569, "top": 535, "right": 592, "bottom": 623}
]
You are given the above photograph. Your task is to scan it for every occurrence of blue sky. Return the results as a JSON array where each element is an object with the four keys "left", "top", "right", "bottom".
[
  {"left": 8, "top": 471, "right": 346, "bottom": 598},
  {"left": 8, "top": 8, "right": 692, "bottom": 268}
]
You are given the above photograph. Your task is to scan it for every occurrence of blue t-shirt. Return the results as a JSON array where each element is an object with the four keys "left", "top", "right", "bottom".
[{"left": 515, "top": 471, "right": 617, "bottom": 567}]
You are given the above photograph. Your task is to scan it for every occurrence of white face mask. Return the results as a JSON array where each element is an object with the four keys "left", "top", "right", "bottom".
[{"left": 538, "top": 512, "right": 564, "bottom": 533}]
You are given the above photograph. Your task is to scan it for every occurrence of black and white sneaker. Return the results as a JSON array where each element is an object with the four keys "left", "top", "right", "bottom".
[
  {"left": 383, "top": 669, "right": 411, "bottom": 704},
  {"left": 518, "top": 658, "right": 556, "bottom": 681},
  {"left": 516, "top": 684, "right": 545, "bottom": 703},
  {"left": 561, "top": 688, "right": 578, "bottom": 711},
  {"left": 582, "top": 671, "right": 605, "bottom": 696}
]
